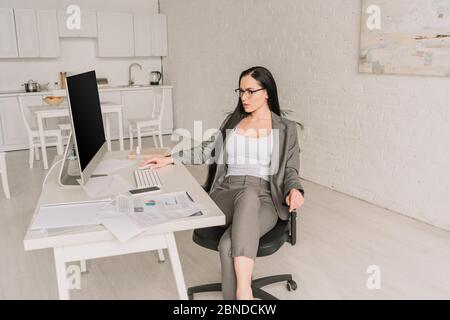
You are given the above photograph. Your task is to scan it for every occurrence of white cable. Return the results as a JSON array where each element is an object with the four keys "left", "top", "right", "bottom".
[{"left": 42, "top": 158, "right": 63, "bottom": 188}]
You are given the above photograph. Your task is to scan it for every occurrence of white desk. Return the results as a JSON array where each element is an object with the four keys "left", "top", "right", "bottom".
[
  {"left": 23, "top": 151, "right": 225, "bottom": 299},
  {"left": 30, "top": 103, "right": 124, "bottom": 169}
]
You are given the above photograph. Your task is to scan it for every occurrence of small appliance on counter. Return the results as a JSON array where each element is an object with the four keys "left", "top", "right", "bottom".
[
  {"left": 22, "top": 80, "right": 50, "bottom": 92},
  {"left": 96, "top": 77, "right": 109, "bottom": 88},
  {"left": 150, "top": 71, "right": 162, "bottom": 85}
]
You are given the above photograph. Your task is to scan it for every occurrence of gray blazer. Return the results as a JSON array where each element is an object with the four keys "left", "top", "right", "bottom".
[{"left": 171, "top": 111, "right": 304, "bottom": 221}]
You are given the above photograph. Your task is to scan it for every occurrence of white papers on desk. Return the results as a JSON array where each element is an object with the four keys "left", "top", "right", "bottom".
[
  {"left": 30, "top": 200, "right": 111, "bottom": 230},
  {"left": 30, "top": 191, "right": 206, "bottom": 242},
  {"left": 99, "top": 215, "right": 147, "bottom": 242},
  {"left": 92, "top": 159, "right": 134, "bottom": 175},
  {"left": 80, "top": 175, "right": 132, "bottom": 199},
  {"left": 99, "top": 192, "right": 206, "bottom": 242}
]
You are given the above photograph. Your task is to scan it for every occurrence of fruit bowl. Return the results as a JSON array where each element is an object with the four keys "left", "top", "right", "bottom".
[{"left": 43, "top": 96, "right": 64, "bottom": 106}]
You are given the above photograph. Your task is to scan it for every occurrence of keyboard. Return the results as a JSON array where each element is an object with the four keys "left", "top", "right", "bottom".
[{"left": 134, "top": 168, "right": 162, "bottom": 188}]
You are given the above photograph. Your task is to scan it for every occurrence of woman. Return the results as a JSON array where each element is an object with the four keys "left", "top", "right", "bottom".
[{"left": 142, "top": 66, "right": 305, "bottom": 300}]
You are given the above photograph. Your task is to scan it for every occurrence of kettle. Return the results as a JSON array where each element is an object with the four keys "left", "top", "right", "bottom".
[{"left": 150, "top": 71, "right": 162, "bottom": 85}]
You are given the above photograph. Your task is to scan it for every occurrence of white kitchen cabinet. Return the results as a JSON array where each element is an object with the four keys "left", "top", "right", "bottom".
[
  {"left": 58, "top": 11, "right": 97, "bottom": 37},
  {"left": 132, "top": 13, "right": 168, "bottom": 57},
  {"left": 151, "top": 14, "right": 168, "bottom": 57},
  {"left": 0, "top": 9, "right": 18, "bottom": 58},
  {"left": 0, "top": 97, "right": 28, "bottom": 148},
  {"left": 37, "top": 10, "right": 60, "bottom": 58},
  {"left": 134, "top": 14, "right": 152, "bottom": 57},
  {"left": 14, "top": 9, "right": 40, "bottom": 58},
  {"left": 97, "top": 13, "right": 134, "bottom": 57},
  {"left": 99, "top": 91, "right": 122, "bottom": 105}
]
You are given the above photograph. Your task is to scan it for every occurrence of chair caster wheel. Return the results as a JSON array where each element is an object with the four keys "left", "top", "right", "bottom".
[{"left": 286, "top": 280, "right": 297, "bottom": 291}]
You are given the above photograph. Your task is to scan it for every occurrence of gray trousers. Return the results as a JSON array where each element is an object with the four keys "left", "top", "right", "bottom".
[{"left": 209, "top": 175, "right": 279, "bottom": 300}]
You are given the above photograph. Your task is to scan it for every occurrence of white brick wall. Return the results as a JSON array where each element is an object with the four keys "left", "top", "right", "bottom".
[{"left": 161, "top": 0, "right": 450, "bottom": 231}]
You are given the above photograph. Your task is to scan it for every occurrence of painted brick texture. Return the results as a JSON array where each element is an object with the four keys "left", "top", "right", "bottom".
[{"left": 161, "top": 0, "right": 450, "bottom": 230}]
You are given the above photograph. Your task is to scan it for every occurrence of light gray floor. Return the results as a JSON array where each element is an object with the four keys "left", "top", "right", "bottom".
[{"left": 1, "top": 136, "right": 450, "bottom": 299}]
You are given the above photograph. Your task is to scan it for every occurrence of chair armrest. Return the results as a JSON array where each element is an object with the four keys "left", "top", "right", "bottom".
[{"left": 289, "top": 211, "right": 297, "bottom": 246}]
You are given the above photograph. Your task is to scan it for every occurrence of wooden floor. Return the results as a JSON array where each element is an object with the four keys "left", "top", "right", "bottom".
[{"left": 1, "top": 137, "right": 450, "bottom": 300}]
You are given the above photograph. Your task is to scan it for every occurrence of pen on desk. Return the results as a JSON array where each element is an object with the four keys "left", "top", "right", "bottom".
[{"left": 186, "top": 191, "right": 194, "bottom": 202}]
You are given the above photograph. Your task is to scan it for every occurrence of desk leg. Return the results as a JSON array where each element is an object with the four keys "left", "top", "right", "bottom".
[
  {"left": 157, "top": 249, "right": 165, "bottom": 263},
  {"left": 80, "top": 260, "right": 87, "bottom": 273},
  {"left": 106, "top": 116, "right": 112, "bottom": 151},
  {"left": 54, "top": 247, "right": 70, "bottom": 300},
  {"left": 37, "top": 115, "right": 49, "bottom": 170},
  {"left": 166, "top": 233, "right": 188, "bottom": 300},
  {"left": 118, "top": 110, "right": 124, "bottom": 151}
]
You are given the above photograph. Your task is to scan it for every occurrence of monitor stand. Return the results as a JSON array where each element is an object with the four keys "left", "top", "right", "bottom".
[
  {"left": 58, "top": 132, "right": 82, "bottom": 186},
  {"left": 58, "top": 132, "right": 105, "bottom": 187}
]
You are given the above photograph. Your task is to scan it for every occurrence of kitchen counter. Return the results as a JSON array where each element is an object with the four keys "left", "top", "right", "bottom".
[
  {"left": 0, "top": 90, "right": 52, "bottom": 97},
  {"left": 98, "top": 84, "right": 173, "bottom": 92},
  {"left": 0, "top": 84, "right": 173, "bottom": 97}
]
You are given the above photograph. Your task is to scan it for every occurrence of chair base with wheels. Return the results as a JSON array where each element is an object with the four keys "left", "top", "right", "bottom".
[{"left": 187, "top": 212, "right": 298, "bottom": 300}]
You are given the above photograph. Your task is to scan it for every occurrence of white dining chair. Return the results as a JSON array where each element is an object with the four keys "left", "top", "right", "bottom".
[
  {"left": 0, "top": 152, "right": 10, "bottom": 199},
  {"left": 58, "top": 123, "right": 72, "bottom": 145},
  {"left": 128, "top": 88, "right": 165, "bottom": 150},
  {"left": 18, "top": 97, "right": 64, "bottom": 169}
]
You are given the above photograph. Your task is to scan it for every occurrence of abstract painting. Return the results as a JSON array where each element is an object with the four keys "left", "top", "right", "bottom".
[{"left": 359, "top": 0, "right": 450, "bottom": 77}]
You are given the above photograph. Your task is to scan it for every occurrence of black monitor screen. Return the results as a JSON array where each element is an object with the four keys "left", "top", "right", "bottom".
[{"left": 66, "top": 71, "right": 105, "bottom": 171}]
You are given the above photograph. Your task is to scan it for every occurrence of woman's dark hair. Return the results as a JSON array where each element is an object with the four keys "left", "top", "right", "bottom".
[{"left": 203, "top": 66, "right": 281, "bottom": 192}]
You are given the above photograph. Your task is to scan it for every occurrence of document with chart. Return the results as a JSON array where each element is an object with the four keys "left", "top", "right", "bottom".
[{"left": 99, "top": 191, "right": 206, "bottom": 242}]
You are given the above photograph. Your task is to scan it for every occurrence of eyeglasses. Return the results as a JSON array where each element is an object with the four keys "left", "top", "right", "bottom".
[{"left": 234, "top": 87, "right": 265, "bottom": 98}]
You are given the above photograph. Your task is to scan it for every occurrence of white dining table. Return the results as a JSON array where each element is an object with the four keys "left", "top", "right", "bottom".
[{"left": 29, "top": 102, "right": 124, "bottom": 169}]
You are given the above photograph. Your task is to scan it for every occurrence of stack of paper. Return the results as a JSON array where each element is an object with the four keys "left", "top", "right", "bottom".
[
  {"left": 30, "top": 191, "right": 206, "bottom": 242},
  {"left": 99, "top": 192, "right": 206, "bottom": 242},
  {"left": 30, "top": 200, "right": 111, "bottom": 230}
]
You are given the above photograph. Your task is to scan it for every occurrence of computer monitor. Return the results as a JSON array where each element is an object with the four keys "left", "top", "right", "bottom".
[{"left": 59, "top": 70, "right": 107, "bottom": 186}]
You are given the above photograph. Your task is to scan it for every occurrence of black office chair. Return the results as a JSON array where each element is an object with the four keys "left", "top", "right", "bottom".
[{"left": 187, "top": 201, "right": 298, "bottom": 300}]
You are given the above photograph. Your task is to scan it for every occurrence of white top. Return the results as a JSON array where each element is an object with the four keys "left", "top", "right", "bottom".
[{"left": 225, "top": 128, "right": 273, "bottom": 181}]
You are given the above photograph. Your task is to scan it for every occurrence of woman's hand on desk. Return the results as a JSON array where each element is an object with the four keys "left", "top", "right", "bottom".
[
  {"left": 141, "top": 155, "right": 174, "bottom": 169},
  {"left": 285, "top": 189, "right": 305, "bottom": 213}
]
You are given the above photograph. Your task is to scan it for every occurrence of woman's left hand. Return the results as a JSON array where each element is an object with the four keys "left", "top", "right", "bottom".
[{"left": 285, "top": 189, "right": 304, "bottom": 213}]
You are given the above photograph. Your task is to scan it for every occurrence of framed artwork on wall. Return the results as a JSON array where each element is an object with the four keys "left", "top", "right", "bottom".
[{"left": 359, "top": 0, "right": 450, "bottom": 77}]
